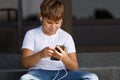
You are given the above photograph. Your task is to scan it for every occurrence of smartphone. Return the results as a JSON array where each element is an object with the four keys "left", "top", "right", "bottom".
[{"left": 50, "top": 45, "right": 65, "bottom": 61}]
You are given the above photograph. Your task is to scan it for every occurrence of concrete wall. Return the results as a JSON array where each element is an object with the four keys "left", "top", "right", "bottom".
[
  {"left": 73, "top": 24, "right": 120, "bottom": 46},
  {"left": 1, "top": 23, "right": 120, "bottom": 52}
]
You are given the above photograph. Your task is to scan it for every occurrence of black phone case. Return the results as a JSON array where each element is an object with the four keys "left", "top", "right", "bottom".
[{"left": 50, "top": 45, "right": 65, "bottom": 61}]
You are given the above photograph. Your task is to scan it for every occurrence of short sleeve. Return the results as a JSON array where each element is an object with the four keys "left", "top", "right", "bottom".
[
  {"left": 21, "top": 30, "right": 35, "bottom": 51},
  {"left": 64, "top": 35, "right": 76, "bottom": 53}
]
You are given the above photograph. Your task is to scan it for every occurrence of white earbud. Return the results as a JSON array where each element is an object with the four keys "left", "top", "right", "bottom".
[{"left": 40, "top": 17, "right": 42, "bottom": 21}]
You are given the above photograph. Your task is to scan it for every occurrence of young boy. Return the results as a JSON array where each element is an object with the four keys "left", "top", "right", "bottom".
[{"left": 20, "top": 0, "right": 99, "bottom": 80}]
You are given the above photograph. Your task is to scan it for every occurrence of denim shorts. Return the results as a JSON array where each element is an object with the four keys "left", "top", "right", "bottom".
[{"left": 20, "top": 69, "right": 99, "bottom": 80}]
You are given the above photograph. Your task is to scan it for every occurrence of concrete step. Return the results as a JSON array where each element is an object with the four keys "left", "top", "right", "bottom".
[
  {"left": 0, "top": 52, "right": 120, "bottom": 69},
  {"left": 0, "top": 52, "right": 120, "bottom": 80},
  {"left": 0, "top": 69, "right": 27, "bottom": 80},
  {"left": 77, "top": 52, "right": 120, "bottom": 68},
  {"left": 78, "top": 67, "right": 120, "bottom": 80}
]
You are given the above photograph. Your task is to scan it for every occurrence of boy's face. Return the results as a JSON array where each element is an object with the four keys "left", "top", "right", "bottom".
[{"left": 42, "top": 17, "right": 62, "bottom": 35}]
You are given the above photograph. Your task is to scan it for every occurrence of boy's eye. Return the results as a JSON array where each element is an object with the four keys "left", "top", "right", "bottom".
[
  {"left": 55, "top": 22, "right": 59, "bottom": 24},
  {"left": 47, "top": 21, "right": 60, "bottom": 24},
  {"left": 47, "top": 21, "right": 52, "bottom": 24}
]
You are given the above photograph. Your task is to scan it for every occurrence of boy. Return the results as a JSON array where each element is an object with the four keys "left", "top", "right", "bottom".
[{"left": 20, "top": 0, "right": 99, "bottom": 80}]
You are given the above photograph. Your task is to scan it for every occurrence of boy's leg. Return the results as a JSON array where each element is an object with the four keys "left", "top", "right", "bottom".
[
  {"left": 19, "top": 69, "right": 53, "bottom": 80},
  {"left": 60, "top": 70, "right": 99, "bottom": 80}
]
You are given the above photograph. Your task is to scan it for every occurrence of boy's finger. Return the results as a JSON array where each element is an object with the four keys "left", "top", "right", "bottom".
[{"left": 55, "top": 50, "right": 63, "bottom": 56}]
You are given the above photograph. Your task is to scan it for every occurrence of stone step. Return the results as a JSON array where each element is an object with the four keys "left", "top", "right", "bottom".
[
  {"left": 0, "top": 69, "right": 27, "bottom": 80},
  {"left": 0, "top": 52, "right": 120, "bottom": 69},
  {"left": 77, "top": 52, "right": 120, "bottom": 68},
  {"left": 78, "top": 67, "right": 120, "bottom": 80},
  {"left": 0, "top": 52, "right": 120, "bottom": 80}
]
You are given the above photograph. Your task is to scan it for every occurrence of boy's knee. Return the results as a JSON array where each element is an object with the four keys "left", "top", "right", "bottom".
[
  {"left": 82, "top": 73, "right": 99, "bottom": 80},
  {"left": 20, "top": 74, "right": 40, "bottom": 80},
  {"left": 90, "top": 73, "right": 99, "bottom": 80}
]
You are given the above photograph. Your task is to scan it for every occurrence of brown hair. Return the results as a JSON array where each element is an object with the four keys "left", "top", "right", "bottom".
[{"left": 40, "top": 0, "right": 64, "bottom": 21}]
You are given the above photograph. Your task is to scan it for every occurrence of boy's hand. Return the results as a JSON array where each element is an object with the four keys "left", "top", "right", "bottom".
[
  {"left": 51, "top": 45, "right": 65, "bottom": 60},
  {"left": 40, "top": 47, "right": 54, "bottom": 58}
]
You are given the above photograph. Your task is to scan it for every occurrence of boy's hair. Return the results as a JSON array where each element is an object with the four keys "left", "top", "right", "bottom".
[{"left": 40, "top": 0, "right": 64, "bottom": 21}]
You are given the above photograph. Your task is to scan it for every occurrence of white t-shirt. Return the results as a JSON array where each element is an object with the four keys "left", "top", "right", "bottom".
[{"left": 22, "top": 26, "right": 76, "bottom": 70}]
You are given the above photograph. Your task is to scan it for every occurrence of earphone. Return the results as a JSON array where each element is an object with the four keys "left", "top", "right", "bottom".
[{"left": 40, "top": 17, "right": 42, "bottom": 21}]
